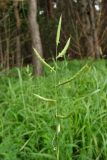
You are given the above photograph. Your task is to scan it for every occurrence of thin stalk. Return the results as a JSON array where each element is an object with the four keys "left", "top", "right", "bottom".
[{"left": 54, "top": 48, "right": 60, "bottom": 160}]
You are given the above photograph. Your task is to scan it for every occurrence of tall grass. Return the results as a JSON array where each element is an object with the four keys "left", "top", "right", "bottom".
[
  {"left": 33, "top": 15, "right": 71, "bottom": 160},
  {"left": 0, "top": 16, "right": 107, "bottom": 160},
  {"left": 0, "top": 60, "right": 107, "bottom": 160}
]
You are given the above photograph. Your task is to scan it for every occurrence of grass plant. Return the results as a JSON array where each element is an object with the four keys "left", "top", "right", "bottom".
[
  {"left": 0, "top": 16, "right": 107, "bottom": 160},
  {"left": 0, "top": 60, "right": 107, "bottom": 160}
]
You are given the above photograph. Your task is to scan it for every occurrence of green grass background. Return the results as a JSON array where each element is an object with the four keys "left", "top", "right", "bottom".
[{"left": 0, "top": 60, "right": 107, "bottom": 160}]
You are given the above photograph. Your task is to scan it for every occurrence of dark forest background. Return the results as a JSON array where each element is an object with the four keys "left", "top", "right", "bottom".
[{"left": 0, "top": 0, "right": 107, "bottom": 74}]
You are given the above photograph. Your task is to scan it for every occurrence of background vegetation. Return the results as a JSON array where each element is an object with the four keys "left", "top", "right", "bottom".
[
  {"left": 1, "top": 60, "right": 107, "bottom": 159},
  {"left": 0, "top": 0, "right": 107, "bottom": 73},
  {"left": 0, "top": 0, "right": 107, "bottom": 159}
]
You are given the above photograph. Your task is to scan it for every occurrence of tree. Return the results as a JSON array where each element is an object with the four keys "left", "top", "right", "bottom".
[
  {"left": 28, "top": 0, "right": 43, "bottom": 75},
  {"left": 46, "top": 0, "right": 53, "bottom": 19},
  {"left": 14, "top": 0, "right": 21, "bottom": 67},
  {"left": 78, "top": 0, "right": 100, "bottom": 58},
  {"left": 0, "top": 0, "right": 13, "bottom": 69},
  {"left": 100, "top": 0, "right": 107, "bottom": 56}
]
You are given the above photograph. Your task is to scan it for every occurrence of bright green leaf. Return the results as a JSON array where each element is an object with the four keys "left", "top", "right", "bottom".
[
  {"left": 33, "top": 48, "right": 56, "bottom": 72},
  {"left": 56, "top": 37, "right": 71, "bottom": 59},
  {"left": 34, "top": 94, "right": 56, "bottom": 102},
  {"left": 56, "top": 15, "right": 62, "bottom": 47}
]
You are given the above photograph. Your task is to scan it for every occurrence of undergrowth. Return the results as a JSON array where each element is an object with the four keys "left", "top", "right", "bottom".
[{"left": 0, "top": 59, "right": 107, "bottom": 160}]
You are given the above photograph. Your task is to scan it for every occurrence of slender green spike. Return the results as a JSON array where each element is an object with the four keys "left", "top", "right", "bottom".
[
  {"left": 33, "top": 48, "right": 56, "bottom": 73},
  {"left": 56, "top": 15, "right": 62, "bottom": 47},
  {"left": 56, "top": 37, "right": 71, "bottom": 59},
  {"left": 34, "top": 94, "right": 56, "bottom": 102},
  {"left": 56, "top": 64, "right": 88, "bottom": 86}
]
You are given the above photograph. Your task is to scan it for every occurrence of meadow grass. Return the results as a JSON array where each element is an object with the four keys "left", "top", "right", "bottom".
[{"left": 0, "top": 59, "right": 107, "bottom": 160}]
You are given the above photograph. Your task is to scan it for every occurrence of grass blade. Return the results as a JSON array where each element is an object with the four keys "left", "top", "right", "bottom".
[
  {"left": 33, "top": 48, "right": 56, "bottom": 72},
  {"left": 30, "top": 153, "right": 56, "bottom": 160},
  {"left": 56, "top": 37, "right": 71, "bottom": 59},
  {"left": 56, "top": 64, "right": 88, "bottom": 86},
  {"left": 56, "top": 15, "right": 62, "bottom": 47},
  {"left": 34, "top": 94, "right": 56, "bottom": 102}
]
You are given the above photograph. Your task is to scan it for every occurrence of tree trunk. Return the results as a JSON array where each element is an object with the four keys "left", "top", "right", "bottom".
[
  {"left": 46, "top": 0, "right": 53, "bottom": 19},
  {"left": 0, "top": 36, "right": 3, "bottom": 69},
  {"left": 28, "top": 0, "right": 43, "bottom": 75},
  {"left": 78, "top": 0, "right": 100, "bottom": 58},
  {"left": 100, "top": 0, "right": 107, "bottom": 56},
  {"left": 14, "top": 0, "right": 21, "bottom": 67}
]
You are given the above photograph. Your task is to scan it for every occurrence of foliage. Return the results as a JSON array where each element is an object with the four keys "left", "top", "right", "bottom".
[{"left": 0, "top": 60, "right": 107, "bottom": 159}]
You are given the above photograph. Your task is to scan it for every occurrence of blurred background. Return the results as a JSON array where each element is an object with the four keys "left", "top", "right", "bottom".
[{"left": 0, "top": 0, "right": 107, "bottom": 71}]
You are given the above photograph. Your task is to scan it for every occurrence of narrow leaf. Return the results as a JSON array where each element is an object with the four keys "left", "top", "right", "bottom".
[
  {"left": 56, "top": 15, "right": 62, "bottom": 47},
  {"left": 56, "top": 64, "right": 88, "bottom": 86},
  {"left": 34, "top": 94, "right": 56, "bottom": 102},
  {"left": 33, "top": 48, "right": 55, "bottom": 72},
  {"left": 56, "top": 37, "right": 71, "bottom": 59},
  {"left": 29, "top": 153, "right": 56, "bottom": 160}
]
